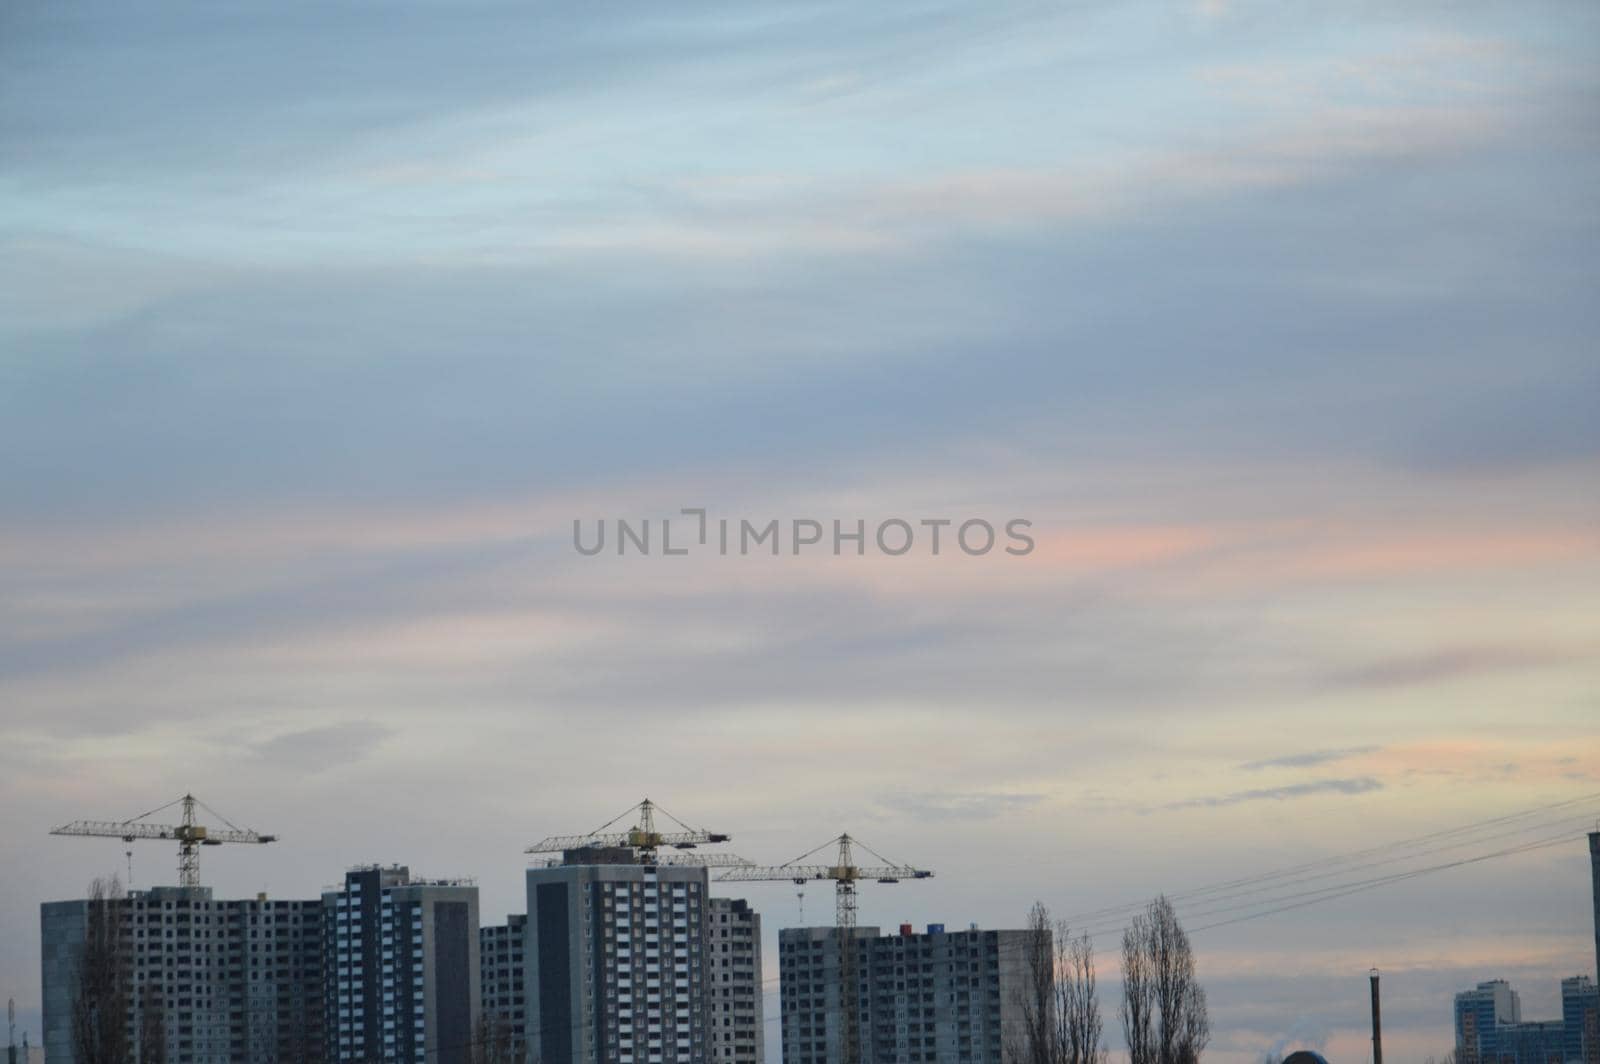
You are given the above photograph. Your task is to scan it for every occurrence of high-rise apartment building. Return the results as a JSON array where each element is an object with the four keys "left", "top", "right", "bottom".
[
  {"left": 1564, "top": 976, "right": 1600, "bottom": 1064},
  {"left": 525, "top": 847, "right": 711, "bottom": 1064},
  {"left": 482, "top": 913, "right": 529, "bottom": 1057},
  {"left": 1457, "top": 978, "right": 1524, "bottom": 1064},
  {"left": 779, "top": 923, "right": 1030, "bottom": 1064},
  {"left": 323, "top": 864, "right": 480, "bottom": 1064},
  {"left": 40, "top": 885, "right": 324, "bottom": 1064},
  {"left": 778, "top": 926, "right": 874, "bottom": 1064},
  {"left": 707, "top": 897, "right": 763, "bottom": 1064},
  {"left": 1454, "top": 978, "right": 1597, "bottom": 1064}
]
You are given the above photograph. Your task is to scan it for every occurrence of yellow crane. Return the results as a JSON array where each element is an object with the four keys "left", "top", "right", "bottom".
[
  {"left": 719, "top": 833, "right": 933, "bottom": 1064},
  {"left": 50, "top": 793, "right": 277, "bottom": 889},
  {"left": 525, "top": 797, "right": 749, "bottom": 867}
]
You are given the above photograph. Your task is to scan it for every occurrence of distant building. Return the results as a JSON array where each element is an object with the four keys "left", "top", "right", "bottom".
[
  {"left": 1564, "top": 977, "right": 1600, "bottom": 1064},
  {"left": 323, "top": 864, "right": 480, "bottom": 1064},
  {"left": 40, "top": 885, "right": 324, "bottom": 1064},
  {"left": 482, "top": 913, "right": 529, "bottom": 1057},
  {"left": 1457, "top": 979, "right": 1524, "bottom": 1064},
  {"left": 779, "top": 922, "right": 1030, "bottom": 1064},
  {"left": 525, "top": 847, "right": 712, "bottom": 1064},
  {"left": 707, "top": 897, "right": 764, "bottom": 1064},
  {"left": 1456, "top": 977, "right": 1600, "bottom": 1064},
  {"left": 1497, "top": 1021, "right": 1566, "bottom": 1064},
  {"left": 4, "top": 1040, "right": 44, "bottom": 1064}
]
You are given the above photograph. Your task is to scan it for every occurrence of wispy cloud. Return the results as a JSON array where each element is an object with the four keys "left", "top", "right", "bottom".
[
  {"left": 1238, "top": 747, "right": 1380, "bottom": 772},
  {"left": 1320, "top": 645, "right": 1589, "bottom": 690},
  {"left": 876, "top": 790, "right": 1046, "bottom": 821},
  {"left": 252, "top": 722, "right": 393, "bottom": 774},
  {"left": 1164, "top": 777, "right": 1384, "bottom": 810},
  {"left": 534, "top": 98, "right": 1509, "bottom": 262}
]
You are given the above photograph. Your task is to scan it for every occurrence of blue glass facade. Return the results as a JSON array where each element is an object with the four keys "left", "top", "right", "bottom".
[
  {"left": 1456, "top": 978, "right": 1599, "bottom": 1064},
  {"left": 1563, "top": 978, "right": 1600, "bottom": 1064}
]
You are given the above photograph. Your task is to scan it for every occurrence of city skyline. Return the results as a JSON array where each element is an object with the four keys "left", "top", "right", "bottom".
[
  {"left": 15, "top": 798, "right": 1600, "bottom": 1061},
  {"left": 3, "top": 1, "right": 1598, "bottom": 1060}
]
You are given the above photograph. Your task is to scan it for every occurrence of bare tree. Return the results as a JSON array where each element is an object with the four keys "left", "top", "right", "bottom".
[
  {"left": 1121, "top": 896, "right": 1208, "bottom": 1064},
  {"left": 472, "top": 1010, "right": 518, "bottom": 1064},
  {"left": 71, "top": 875, "right": 130, "bottom": 1064},
  {"left": 1062, "top": 926, "right": 1105, "bottom": 1064},
  {"left": 138, "top": 990, "right": 166, "bottom": 1064},
  {"left": 1008, "top": 902, "right": 1106, "bottom": 1064},
  {"left": 1121, "top": 909, "right": 1155, "bottom": 1064},
  {"left": 1009, "top": 902, "right": 1059, "bottom": 1064},
  {"left": 285, "top": 1020, "right": 317, "bottom": 1064},
  {"left": 246, "top": 978, "right": 277, "bottom": 1064}
]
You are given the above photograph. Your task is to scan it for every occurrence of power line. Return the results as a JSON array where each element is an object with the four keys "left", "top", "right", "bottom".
[
  {"left": 1119, "top": 810, "right": 1598, "bottom": 926},
  {"left": 1060, "top": 789, "right": 1600, "bottom": 926},
  {"left": 1185, "top": 833, "right": 1581, "bottom": 935},
  {"left": 1075, "top": 828, "right": 1590, "bottom": 942}
]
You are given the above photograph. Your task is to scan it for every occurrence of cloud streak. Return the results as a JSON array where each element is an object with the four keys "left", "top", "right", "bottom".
[
  {"left": 1164, "top": 777, "right": 1384, "bottom": 810},
  {"left": 253, "top": 722, "right": 394, "bottom": 774},
  {"left": 875, "top": 790, "right": 1047, "bottom": 821},
  {"left": 1319, "top": 645, "right": 1591, "bottom": 690},
  {"left": 1238, "top": 747, "right": 1380, "bottom": 772}
]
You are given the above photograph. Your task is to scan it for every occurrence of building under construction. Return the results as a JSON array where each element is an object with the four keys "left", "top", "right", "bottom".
[
  {"left": 778, "top": 922, "right": 1030, "bottom": 1064},
  {"left": 40, "top": 885, "right": 324, "bottom": 1063}
]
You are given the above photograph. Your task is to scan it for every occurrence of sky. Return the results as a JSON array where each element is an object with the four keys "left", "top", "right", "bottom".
[{"left": 2, "top": 0, "right": 1598, "bottom": 1058}]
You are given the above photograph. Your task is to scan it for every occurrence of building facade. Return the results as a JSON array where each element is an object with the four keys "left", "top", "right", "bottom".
[
  {"left": 778, "top": 926, "right": 875, "bottom": 1064},
  {"left": 707, "top": 897, "right": 764, "bottom": 1064},
  {"left": 779, "top": 923, "right": 1029, "bottom": 1064},
  {"left": 1564, "top": 977, "right": 1600, "bottom": 1064},
  {"left": 525, "top": 848, "right": 712, "bottom": 1064},
  {"left": 40, "top": 885, "right": 324, "bottom": 1064},
  {"left": 1457, "top": 979, "right": 1524, "bottom": 1064},
  {"left": 323, "top": 864, "right": 480, "bottom": 1064},
  {"left": 1455, "top": 977, "right": 1600, "bottom": 1064},
  {"left": 482, "top": 913, "right": 529, "bottom": 1058}
]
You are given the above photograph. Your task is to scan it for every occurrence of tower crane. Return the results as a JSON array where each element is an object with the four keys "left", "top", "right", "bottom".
[
  {"left": 719, "top": 833, "right": 933, "bottom": 1064},
  {"left": 50, "top": 793, "right": 277, "bottom": 889},
  {"left": 525, "top": 797, "right": 748, "bottom": 867}
]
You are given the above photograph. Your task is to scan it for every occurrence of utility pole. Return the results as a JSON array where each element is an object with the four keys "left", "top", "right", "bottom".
[
  {"left": 1588, "top": 829, "right": 1599, "bottom": 984},
  {"left": 1370, "top": 969, "right": 1383, "bottom": 1064}
]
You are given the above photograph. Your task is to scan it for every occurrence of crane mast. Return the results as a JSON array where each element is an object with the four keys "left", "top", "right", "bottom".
[{"left": 720, "top": 833, "right": 933, "bottom": 1064}]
